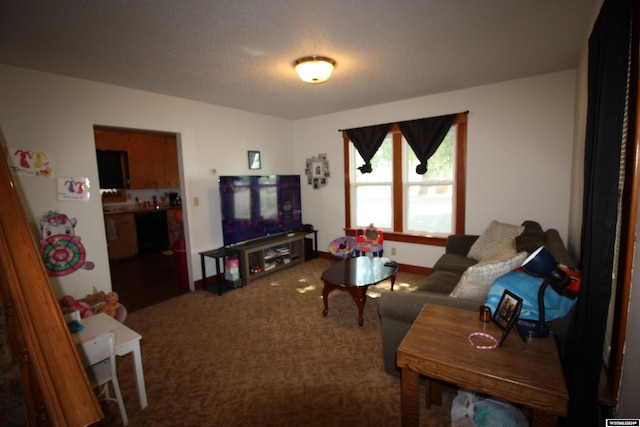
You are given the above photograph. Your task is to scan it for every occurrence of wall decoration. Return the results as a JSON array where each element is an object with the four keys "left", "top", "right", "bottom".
[
  {"left": 58, "top": 177, "right": 90, "bottom": 201},
  {"left": 39, "top": 211, "right": 95, "bottom": 276},
  {"left": 305, "top": 153, "right": 330, "bottom": 189},
  {"left": 9, "top": 148, "right": 54, "bottom": 177},
  {"left": 248, "top": 150, "right": 261, "bottom": 169}
]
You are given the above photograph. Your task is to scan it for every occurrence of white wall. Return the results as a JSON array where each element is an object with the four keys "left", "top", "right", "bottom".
[
  {"left": 0, "top": 65, "right": 577, "bottom": 301},
  {"left": 0, "top": 64, "right": 293, "bottom": 299},
  {"left": 294, "top": 70, "right": 577, "bottom": 268}
]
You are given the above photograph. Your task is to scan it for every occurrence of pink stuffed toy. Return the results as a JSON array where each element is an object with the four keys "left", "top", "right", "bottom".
[{"left": 60, "top": 295, "right": 93, "bottom": 318}]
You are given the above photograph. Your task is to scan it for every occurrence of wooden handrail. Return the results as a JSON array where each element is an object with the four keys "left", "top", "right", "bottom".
[{"left": 0, "top": 130, "right": 103, "bottom": 425}]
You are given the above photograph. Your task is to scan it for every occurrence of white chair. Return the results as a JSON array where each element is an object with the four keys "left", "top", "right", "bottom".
[{"left": 76, "top": 331, "right": 128, "bottom": 425}]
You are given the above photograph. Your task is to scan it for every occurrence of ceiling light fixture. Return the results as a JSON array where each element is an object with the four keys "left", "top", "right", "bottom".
[{"left": 293, "top": 56, "right": 336, "bottom": 84}]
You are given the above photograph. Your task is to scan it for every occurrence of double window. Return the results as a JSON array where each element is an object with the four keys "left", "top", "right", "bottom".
[{"left": 343, "top": 113, "right": 467, "bottom": 244}]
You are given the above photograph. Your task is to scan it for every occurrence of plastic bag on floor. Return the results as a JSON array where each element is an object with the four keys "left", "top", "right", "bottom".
[
  {"left": 474, "top": 398, "right": 528, "bottom": 427},
  {"left": 451, "top": 389, "right": 479, "bottom": 427}
]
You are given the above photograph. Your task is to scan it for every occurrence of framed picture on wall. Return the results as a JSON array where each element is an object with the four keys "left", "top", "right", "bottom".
[
  {"left": 248, "top": 151, "right": 261, "bottom": 170},
  {"left": 312, "top": 161, "right": 323, "bottom": 178}
]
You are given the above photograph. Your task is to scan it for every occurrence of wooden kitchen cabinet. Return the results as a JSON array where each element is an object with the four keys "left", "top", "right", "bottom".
[
  {"left": 94, "top": 129, "right": 129, "bottom": 151},
  {"left": 128, "top": 133, "right": 179, "bottom": 189},
  {"left": 95, "top": 127, "right": 179, "bottom": 190},
  {"left": 165, "top": 138, "right": 180, "bottom": 187},
  {"left": 105, "top": 213, "right": 137, "bottom": 259}
]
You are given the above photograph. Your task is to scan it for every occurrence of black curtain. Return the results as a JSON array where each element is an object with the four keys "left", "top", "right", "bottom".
[
  {"left": 346, "top": 123, "right": 391, "bottom": 173},
  {"left": 397, "top": 113, "right": 458, "bottom": 174},
  {"left": 564, "top": 0, "right": 632, "bottom": 425}
]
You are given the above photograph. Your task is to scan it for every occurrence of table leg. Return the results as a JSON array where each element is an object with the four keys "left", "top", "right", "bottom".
[
  {"left": 322, "top": 281, "right": 333, "bottom": 317},
  {"left": 322, "top": 282, "right": 368, "bottom": 326},
  {"left": 200, "top": 254, "right": 207, "bottom": 291},
  {"left": 215, "top": 257, "right": 223, "bottom": 296},
  {"left": 350, "top": 286, "right": 367, "bottom": 327},
  {"left": 532, "top": 409, "right": 559, "bottom": 427},
  {"left": 401, "top": 368, "right": 419, "bottom": 427},
  {"left": 424, "top": 379, "right": 441, "bottom": 408},
  {"left": 130, "top": 340, "right": 148, "bottom": 409},
  {"left": 390, "top": 273, "right": 397, "bottom": 291}
]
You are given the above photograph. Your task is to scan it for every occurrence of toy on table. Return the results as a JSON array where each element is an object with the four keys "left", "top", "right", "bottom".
[
  {"left": 97, "top": 291, "right": 121, "bottom": 318},
  {"left": 60, "top": 295, "right": 93, "bottom": 318}
]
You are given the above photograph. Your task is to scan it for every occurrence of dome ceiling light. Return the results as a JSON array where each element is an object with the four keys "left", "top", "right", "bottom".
[{"left": 293, "top": 56, "right": 336, "bottom": 84}]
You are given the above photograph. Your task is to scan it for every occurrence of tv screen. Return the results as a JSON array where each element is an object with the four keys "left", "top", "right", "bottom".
[{"left": 219, "top": 175, "right": 302, "bottom": 246}]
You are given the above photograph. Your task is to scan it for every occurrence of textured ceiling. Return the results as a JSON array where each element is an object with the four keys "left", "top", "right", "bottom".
[{"left": 0, "top": 0, "right": 599, "bottom": 120}]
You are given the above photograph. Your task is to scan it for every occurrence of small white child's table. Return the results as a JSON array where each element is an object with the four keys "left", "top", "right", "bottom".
[{"left": 72, "top": 313, "right": 148, "bottom": 409}]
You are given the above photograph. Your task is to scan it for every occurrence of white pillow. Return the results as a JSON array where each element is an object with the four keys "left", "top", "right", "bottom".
[
  {"left": 449, "top": 252, "right": 528, "bottom": 302},
  {"left": 467, "top": 220, "right": 525, "bottom": 261}
]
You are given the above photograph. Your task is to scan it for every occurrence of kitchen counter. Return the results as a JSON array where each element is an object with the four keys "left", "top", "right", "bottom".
[{"left": 104, "top": 205, "right": 181, "bottom": 215}]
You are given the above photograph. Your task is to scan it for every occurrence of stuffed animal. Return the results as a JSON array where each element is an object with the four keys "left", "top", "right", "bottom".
[
  {"left": 97, "top": 291, "right": 121, "bottom": 318},
  {"left": 60, "top": 295, "right": 93, "bottom": 318},
  {"left": 84, "top": 290, "right": 106, "bottom": 312}
]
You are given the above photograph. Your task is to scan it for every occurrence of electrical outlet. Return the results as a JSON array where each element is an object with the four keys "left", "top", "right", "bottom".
[
  {"left": 391, "top": 247, "right": 397, "bottom": 256},
  {"left": 193, "top": 196, "right": 199, "bottom": 207}
]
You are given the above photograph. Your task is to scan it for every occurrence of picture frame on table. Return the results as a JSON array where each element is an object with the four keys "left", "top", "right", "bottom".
[{"left": 492, "top": 289, "right": 523, "bottom": 346}]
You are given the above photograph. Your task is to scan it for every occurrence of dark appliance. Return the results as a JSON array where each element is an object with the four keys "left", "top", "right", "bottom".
[
  {"left": 218, "top": 175, "right": 302, "bottom": 246},
  {"left": 169, "top": 192, "right": 181, "bottom": 206},
  {"left": 134, "top": 210, "right": 170, "bottom": 254}
]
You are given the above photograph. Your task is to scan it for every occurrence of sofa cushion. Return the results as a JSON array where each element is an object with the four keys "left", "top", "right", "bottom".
[
  {"left": 467, "top": 220, "right": 525, "bottom": 261},
  {"left": 418, "top": 270, "right": 462, "bottom": 294},
  {"left": 449, "top": 252, "right": 528, "bottom": 302},
  {"left": 432, "top": 253, "right": 478, "bottom": 276}
]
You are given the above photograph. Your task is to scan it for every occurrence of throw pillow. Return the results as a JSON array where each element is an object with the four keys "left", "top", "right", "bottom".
[
  {"left": 449, "top": 251, "right": 528, "bottom": 302},
  {"left": 480, "top": 238, "right": 516, "bottom": 263},
  {"left": 467, "top": 220, "right": 525, "bottom": 261}
]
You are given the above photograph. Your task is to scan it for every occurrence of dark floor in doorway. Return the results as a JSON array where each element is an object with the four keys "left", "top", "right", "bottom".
[{"left": 109, "top": 251, "right": 188, "bottom": 312}]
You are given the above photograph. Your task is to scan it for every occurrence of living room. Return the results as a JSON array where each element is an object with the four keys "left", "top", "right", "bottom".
[{"left": 1, "top": 0, "right": 638, "bottom": 425}]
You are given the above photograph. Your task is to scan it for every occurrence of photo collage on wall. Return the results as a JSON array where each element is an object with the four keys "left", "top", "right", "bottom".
[{"left": 305, "top": 153, "right": 330, "bottom": 189}]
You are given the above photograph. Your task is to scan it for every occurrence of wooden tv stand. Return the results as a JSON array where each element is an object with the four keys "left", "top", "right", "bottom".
[{"left": 236, "top": 232, "right": 305, "bottom": 284}]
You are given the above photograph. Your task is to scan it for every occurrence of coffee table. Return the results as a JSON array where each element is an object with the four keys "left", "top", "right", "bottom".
[
  {"left": 321, "top": 256, "right": 398, "bottom": 326},
  {"left": 397, "top": 304, "right": 568, "bottom": 426}
]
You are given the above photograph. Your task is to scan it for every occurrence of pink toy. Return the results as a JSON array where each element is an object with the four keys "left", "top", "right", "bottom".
[{"left": 60, "top": 295, "right": 93, "bottom": 318}]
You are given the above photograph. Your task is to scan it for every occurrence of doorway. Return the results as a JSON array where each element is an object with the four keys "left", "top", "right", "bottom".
[{"left": 94, "top": 126, "right": 187, "bottom": 312}]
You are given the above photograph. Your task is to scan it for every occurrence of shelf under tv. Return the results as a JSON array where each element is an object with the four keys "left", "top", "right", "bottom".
[{"left": 235, "top": 232, "right": 305, "bottom": 284}]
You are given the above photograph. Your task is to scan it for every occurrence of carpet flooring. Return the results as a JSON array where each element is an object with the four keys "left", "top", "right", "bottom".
[{"left": 96, "top": 258, "right": 453, "bottom": 426}]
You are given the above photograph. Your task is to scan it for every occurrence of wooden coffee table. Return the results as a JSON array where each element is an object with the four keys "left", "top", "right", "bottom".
[
  {"left": 321, "top": 256, "right": 398, "bottom": 326},
  {"left": 397, "top": 304, "right": 568, "bottom": 427}
]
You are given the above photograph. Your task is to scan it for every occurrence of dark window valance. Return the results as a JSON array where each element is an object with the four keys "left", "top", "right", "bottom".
[
  {"left": 345, "top": 123, "right": 391, "bottom": 173},
  {"left": 398, "top": 114, "right": 458, "bottom": 175},
  {"left": 342, "top": 112, "right": 465, "bottom": 174}
]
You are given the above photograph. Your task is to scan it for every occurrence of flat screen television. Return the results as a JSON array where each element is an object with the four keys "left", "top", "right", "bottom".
[{"left": 219, "top": 175, "right": 302, "bottom": 246}]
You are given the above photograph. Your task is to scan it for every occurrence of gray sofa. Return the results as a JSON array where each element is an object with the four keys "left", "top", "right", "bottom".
[{"left": 378, "top": 220, "right": 575, "bottom": 377}]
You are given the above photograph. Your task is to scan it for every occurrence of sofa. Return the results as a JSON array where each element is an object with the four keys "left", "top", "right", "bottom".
[{"left": 378, "top": 220, "right": 576, "bottom": 377}]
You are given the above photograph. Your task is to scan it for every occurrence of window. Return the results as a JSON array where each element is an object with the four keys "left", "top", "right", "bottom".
[{"left": 343, "top": 113, "right": 467, "bottom": 245}]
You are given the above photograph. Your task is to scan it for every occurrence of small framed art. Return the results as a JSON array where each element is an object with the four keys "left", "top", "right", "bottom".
[
  {"left": 492, "top": 289, "right": 523, "bottom": 346},
  {"left": 248, "top": 151, "right": 261, "bottom": 170}
]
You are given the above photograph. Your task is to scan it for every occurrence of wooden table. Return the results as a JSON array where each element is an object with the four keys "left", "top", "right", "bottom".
[
  {"left": 396, "top": 304, "right": 568, "bottom": 426},
  {"left": 321, "top": 256, "right": 398, "bottom": 326},
  {"left": 72, "top": 313, "right": 148, "bottom": 409}
]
